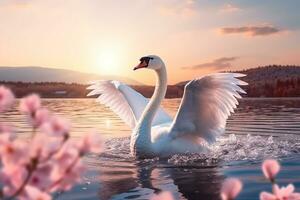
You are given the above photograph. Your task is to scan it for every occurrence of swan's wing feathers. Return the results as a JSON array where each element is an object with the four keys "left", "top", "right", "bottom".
[
  {"left": 87, "top": 80, "right": 172, "bottom": 129},
  {"left": 87, "top": 80, "right": 136, "bottom": 128},
  {"left": 170, "top": 73, "right": 247, "bottom": 143}
]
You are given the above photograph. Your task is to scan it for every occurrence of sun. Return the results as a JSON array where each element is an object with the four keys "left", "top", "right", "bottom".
[
  {"left": 96, "top": 48, "right": 122, "bottom": 75},
  {"left": 98, "top": 51, "right": 116, "bottom": 70},
  {"left": 89, "top": 41, "right": 130, "bottom": 76}
]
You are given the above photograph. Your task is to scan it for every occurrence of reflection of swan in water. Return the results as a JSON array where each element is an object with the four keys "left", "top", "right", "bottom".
[
  {"left": 88, "top": 55, "right": 247, "bottom": 158},
  {"left": 98, "top": 156, "right": 223, "bottom": 200},
  {"left": 97, "top": 139, "right": 223, "bottom": 200},
  {"left": 98, "top": 159, "right": 138, "bottom": 200}
]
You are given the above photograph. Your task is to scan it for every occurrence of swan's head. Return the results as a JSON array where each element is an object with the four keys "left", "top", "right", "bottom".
[{"left": 133, "top": 55, "right": 164, "bottom": 71}]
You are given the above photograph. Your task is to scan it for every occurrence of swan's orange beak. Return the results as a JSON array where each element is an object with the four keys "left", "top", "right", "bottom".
[{"left": 133, "top": 60, "right": 148, "bottom": 71}]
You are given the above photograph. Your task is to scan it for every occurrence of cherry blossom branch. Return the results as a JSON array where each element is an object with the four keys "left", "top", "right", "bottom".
[
  {"left": 47, "top": 155, "right": 80, "bottom": 192},
  {"left": 0, "top": 87, "right": 103, "bottom": 200},
  {"left": 39, "top": 134, "right": 69, "bottom": 164},
  {"left": 6, "top": 170, "right": 32, "bottom": 200},
  {"left": 5, "top": 158, "right": 38, "bottom": 200}
]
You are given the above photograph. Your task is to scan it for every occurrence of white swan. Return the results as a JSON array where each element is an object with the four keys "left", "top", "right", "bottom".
[{"left": 87, "top": 55, "right": 247, "bottom": 158}]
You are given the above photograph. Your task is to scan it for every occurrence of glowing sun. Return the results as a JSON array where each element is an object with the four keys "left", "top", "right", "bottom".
[{"left": 96, "top": 48, "right": 122, "bottom": 75}]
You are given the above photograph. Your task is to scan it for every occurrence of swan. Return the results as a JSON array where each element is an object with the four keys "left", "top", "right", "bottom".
[{"left": 87, "top": 55, "right": 247, "bottom": 158}]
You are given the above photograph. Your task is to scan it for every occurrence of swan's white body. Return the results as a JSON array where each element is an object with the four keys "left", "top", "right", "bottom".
[{"left": 88, "top": 55, "right": 247, "bottom": 158}]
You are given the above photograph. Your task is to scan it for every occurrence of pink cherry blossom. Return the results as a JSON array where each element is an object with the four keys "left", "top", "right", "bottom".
[
  {"left": 28, "top": 163, "right": 54, "bottom": 191},
  {"left": 31, "top": 108, "right": 50, "bottom": 128},
  {"left": 262, "top": 159, "right": 280, "bottom": 182},
  {"left": 53, "top": 141, "right": 78, "bottom": 165},
  {"left": 50, "top": 160, "right": 85, "bottom": 192},
  {"left": 41, "top": 115, "right": 70, "bottom": 137},
  {"left": 260, "top": 192, "right": 277, "bottom": 200},
  {"left": 151, "top": 191, "right": 174, "bottom": 200},
  {"left": 1, "top": 165, "right": 28, "bottom": 196},
  {"left": 20, "top": 185, "right": 51, "bottom": 200},
  {"left": 20, "top": 94, "right": 41, "bottom": 115},
  {"left": 0, "top": 123, "right": 15, "bottom": 134},
  {"left": 0, "top": 140, "right": 29, "bottom": 167},
  {"left": 0, "top": 89, "right": 106, "bottom": 199},
  {"left": 29, "top": 134, "right": 61, "bottom": 161},
  {"left": 0, "top": 130, "right": 15, "bottom": 145},
  {"left": 0, "top": 123, "right": 16, "bottom": 142},
  {"left": 221, "top": 178, "right": 243, "bottom": 200},
  {"left": 260, "top": 184, "right": 300, "bottom": 200},
  {"left": 0, "top": 86, "right": 15, "bottom": 112},
  {"left": 47, "top": 141, "right": 85, "bottom": 192},
  {"left": 77, "top": 132, "right": 104, "bottom": 154},
  {"left": 50, "top": 142, "right": 79, "bottom": 181}
]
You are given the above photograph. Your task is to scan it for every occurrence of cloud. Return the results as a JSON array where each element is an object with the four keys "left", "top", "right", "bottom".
[
  {"left": 158, "top": 0, "right": 198, "bottom": 18},
  {"left": 220, "top": 25, "right": 281, "bottom": 36},
  {"left": 182, "top": 57, "right": 238, "bottom": 70},
  {"left": 220, "top": 3, "right": 241, "bottom": 13}
]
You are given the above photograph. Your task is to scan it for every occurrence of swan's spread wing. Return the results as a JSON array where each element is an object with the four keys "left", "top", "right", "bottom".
[
  {"left": 170, "top": 73, "right": 247, "bottom": 143},
  {"left": 87, "top": 80, "right": 172, "bottom": 129}
]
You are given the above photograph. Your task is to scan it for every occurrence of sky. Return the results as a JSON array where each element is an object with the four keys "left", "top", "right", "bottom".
[{"left": 0, "top": 0, "right": 300, "bottom": 85}]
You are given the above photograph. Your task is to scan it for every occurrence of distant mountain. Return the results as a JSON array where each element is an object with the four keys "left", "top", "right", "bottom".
[
  {"left": 0, "top": 66, "right": 142, "bottom": 85},
  {"left": 234, "top": 65, "right": 300, "bottom": 84},
  {"left": 177, "top": 65, "right": 300, "bottom": 97},
  {"left": 177, "top": 65, "right": 300, "bottom": 86},
  {"left": 235, "top": 65, "right": 300, "bottom": 97}
]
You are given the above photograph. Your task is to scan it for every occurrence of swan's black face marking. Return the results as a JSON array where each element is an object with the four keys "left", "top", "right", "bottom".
[
  {"left": 139, "top": 56, "right": 153, "bottom": 67},
  {"left": 134, "top": 57, "right": 153, "bottom": 70}
]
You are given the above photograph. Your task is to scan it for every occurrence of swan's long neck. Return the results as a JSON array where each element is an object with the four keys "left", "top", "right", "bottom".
[
  {"left": 131, "top": 65, "right": 167, "bottom": 156},
  {"left": 140, "top": 66, "right": 167, "bottom": 127}
]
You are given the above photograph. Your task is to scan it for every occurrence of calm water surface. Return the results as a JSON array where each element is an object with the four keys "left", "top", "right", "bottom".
[{"left": 1, "top": 98, "right": 300, "bottom": 200}]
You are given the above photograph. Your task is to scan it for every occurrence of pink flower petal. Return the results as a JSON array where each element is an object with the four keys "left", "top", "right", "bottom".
[
  {"left": 221, "top": 178, "right": 243, "bottom": 200},
  {"left": 270, "top": 184, "right": 299, "bottom": 200},
  {"left": 19, "top": 94, "right": 41, "bottom": 115},
  {"left": 41, "top": 115, "right": 70, "bottom": 137},
  {"left": 30, "top": 134, "right": 62, "bottom": 161},
  {"left": 272, "top": 184, "right": 281, "bottom": 197},
  {"left": 289, "top": 193, "right": 300, "bottom": 200},
  {"left": 32, "top": 108, "right": 50, "bottom": 128},
  {"left": 260, "top": 192, "right": 277, "bottom": 200},
  {"left": 0, "top": 123, "right": 15, "bottom": 134},
  {"left": 0, "top": 86, "right": 15, "bottom": 112},
  {"left": 1, "top": 165, "right": 28, "bottom": 196},
  {"left": 50, "top": 157, "right": 84, "bottom": 192},
  {"left": 29, "top": 163, "right": 54, "bottom": 191},
  {"left": 22, "top": 185, "right": 51, "bottom": 200},
  {"left": 0, "top": 140, "right": 29, "bottom": 167},
  {"left": 283, "top": 184, "right": 295, "bottom": 196},
  {"left": 262, "top": 159, "right": 280, "bottom": 182}
]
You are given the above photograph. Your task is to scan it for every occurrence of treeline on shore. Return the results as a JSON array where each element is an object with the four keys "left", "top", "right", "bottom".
[
  {"left": 0, "top": 81, "right": 183, "bottom": 98},
  {"left": 236, "top": 65, "right": 300, "bottom": 97},
  {"left": 1, "top": 65, "right": 300, "bottom": 98}
]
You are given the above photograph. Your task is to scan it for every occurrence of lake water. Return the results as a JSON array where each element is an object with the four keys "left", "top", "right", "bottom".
[{"left": 1, "top": 98, "right": 300, "bottom": 200}]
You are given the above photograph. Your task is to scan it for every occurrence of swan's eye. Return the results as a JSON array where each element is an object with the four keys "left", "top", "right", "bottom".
[{"left": 139, "top": 57, "right": 153, "bottom": 66}]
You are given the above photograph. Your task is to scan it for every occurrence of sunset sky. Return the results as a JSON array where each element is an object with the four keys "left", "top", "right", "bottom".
[{"left": 0, "top": 0, "right": 300, "bottom": 85}]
